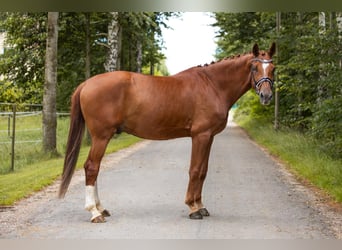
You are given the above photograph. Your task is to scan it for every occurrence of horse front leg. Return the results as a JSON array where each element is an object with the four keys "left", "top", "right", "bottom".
[
  {"left": 185, "top": 133, "right": 214, "bottom": 219},
  {"left": 84, "top": 137, "right": 110, "bottom": 223}
]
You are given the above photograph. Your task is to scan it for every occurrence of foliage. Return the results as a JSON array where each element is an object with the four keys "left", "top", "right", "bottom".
[
  {"left": 213, "top": 12, "right": 276, "bottom": 59},
  {"left": 56, "top": 12, "right": 110, "bottom": 111},
  {"left": 119, "top": 12, "right": 175, "bottom": 73},
  {"left": 0, "top": 12, "right": 176, "bottom": 111},
  {"left": 0, "top": 81, "right": 24, "bottom": 103},
  {"left": 0, "top": 12, "right": 46, "bottom": 104},
  {"left": 311, "top": 97, "right": 342, "bottom": 157},
  {"left": 213, "top": 12, "right": 342, "bottom": 159}
]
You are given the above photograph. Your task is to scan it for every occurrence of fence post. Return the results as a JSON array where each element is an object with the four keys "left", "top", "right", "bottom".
[
  {"left": 10, "top": 104, "right": 16, "bottom": 172},
  {"left": 8, "top": 114, "right": 11, "bottom": 137}
]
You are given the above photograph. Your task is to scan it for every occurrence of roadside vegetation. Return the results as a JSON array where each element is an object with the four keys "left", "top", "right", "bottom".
[
  {"left": 0, "top": 115, "right": 141, "bottom": 205},
  {"left": 234, "top": 91, "right": 342, "bottom": 203},
  {"left": 214, "top": 12, "right": 341, "bottom": 203}
]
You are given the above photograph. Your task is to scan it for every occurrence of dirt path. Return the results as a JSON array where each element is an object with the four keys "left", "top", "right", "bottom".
[{"left": 1, "top": 121, "right": 341, "bottom": 239}]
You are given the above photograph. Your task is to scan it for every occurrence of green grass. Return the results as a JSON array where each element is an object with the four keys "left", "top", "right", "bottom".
[
  {"left": 0, "top": 133, "right": 141, "bottom": 205},
  {"left": 0, "top": 114, "right": 141, "bottom": 205},
  {"left": 0, "top": 114, "right": 59, "bottom": 174},
  {"left": 235, "top": 114, "right": 342, "bottom": 203}
]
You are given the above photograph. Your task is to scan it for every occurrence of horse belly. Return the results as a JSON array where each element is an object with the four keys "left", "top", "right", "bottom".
[{"left": 122, "top": 111, "right": 192, "bottom": 140}]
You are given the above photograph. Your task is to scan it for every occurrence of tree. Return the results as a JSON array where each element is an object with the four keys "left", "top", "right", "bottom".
[
  {"left": 85, "top": 12, "right": 91, "bottom": 80},
  {"left": 0, "top": 12, "right": 176, "bottom": 110},
  {"left": 104, "top": 12, "right": 121, "bottom": 72},
  {"left": 0, "top": 12, "right": 47, "bottom": 104},
  {"left": 56, "top": 12, "right": 110, "bottom": 111},
  {"left": 213, "top": 12, "right": 275, "bottom": 59},
  {"left": 119, "top": 12, "right": 176, "bottom": 74},
  {"left": 213, "top": 12, "right": 342, "bottom": 158},
  {"left": 42, "top": 12, "right": 58, "bottom": 153}
]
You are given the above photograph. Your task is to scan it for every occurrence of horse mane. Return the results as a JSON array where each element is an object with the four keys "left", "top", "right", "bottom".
[
  {"left": 175, "top": 50, "right": 269, "bottom": 76},
  {"left": 195, "top": 50, "right": 269, "bottom": 69},
  {"left": 195, "top": 52, "right": 252, "bottom": 69}
]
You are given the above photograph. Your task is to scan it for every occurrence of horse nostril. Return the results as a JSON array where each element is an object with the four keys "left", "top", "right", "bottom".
[{"left": 260, "top": 93, "right": 264, "bottom": 99}]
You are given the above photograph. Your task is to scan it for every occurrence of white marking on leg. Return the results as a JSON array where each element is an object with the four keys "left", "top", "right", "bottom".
[
  {"left": 85, "top": 185, "right": 95, "bottom": 211},
  {"left": 94, "top": 182, "right": 105, "bottom": 213},
  {"left": 85, "top": 185, "right": 102, "bottom": 220}
]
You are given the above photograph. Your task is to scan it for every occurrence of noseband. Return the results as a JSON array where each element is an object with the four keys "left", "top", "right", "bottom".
[{"left": 251, "top": 58, "right": 274, "bottom": 94}]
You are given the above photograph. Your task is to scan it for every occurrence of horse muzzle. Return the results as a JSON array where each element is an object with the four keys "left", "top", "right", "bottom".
[{"left": 259, "top": 90, "right": 273, "bottom": 105}]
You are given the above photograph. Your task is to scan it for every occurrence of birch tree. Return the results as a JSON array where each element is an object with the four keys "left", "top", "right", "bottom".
[{"left": 104, "top": 12, "right": 121, "bottom": 72}]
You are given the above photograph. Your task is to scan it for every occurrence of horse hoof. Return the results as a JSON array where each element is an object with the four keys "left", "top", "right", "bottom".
[
  {"left": 189, "top": 210, "right": 203, "bottom": 220},
  {"left": 199, "top": 208, "right": 210, "bottom": 216},
  {"left": 91, "top": 215, "right": 106, "bottom": 223},
  {"left": 101, "top": 209, "right": 111, "bottom": 217}
]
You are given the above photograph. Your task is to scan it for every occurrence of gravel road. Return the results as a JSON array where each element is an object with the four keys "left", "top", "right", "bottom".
[{"left": 1, "top": 119, "right": 341, "bottom": 239}]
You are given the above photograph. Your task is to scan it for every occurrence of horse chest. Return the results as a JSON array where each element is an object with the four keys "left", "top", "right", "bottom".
[{"left": 190, "top": 107, "right": 228, "bottom": 136}]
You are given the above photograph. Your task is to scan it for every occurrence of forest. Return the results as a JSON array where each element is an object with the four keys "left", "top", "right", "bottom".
[
  {"left": 0, "top": 12, "right": 341, "bottom": 158},
  {"left": 213, "top": 12, "right": 341, "bottom": 159},
  {"left": 0, "top": 12, "right": 173, "bottom": 110}
]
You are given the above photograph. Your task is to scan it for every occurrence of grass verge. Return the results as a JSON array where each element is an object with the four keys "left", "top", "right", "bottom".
[
  {"left": 235, "top": 115, "right": 342, "bottom": 203},
  {"left": 0, "top": 133, "right": 141, "bottom": 206}
]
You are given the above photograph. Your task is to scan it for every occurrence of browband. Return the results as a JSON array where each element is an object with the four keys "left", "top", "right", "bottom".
[{"left": 251, "top": 58, "right": 273, "bottom": 63}]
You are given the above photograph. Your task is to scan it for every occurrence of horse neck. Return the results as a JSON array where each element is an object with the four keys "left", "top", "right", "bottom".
[{"left": 202, "top": 54, "right": 253, "bottom": 107}]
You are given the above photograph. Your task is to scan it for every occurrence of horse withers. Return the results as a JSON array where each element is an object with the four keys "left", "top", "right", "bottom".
[{"left": 59, "top": 43, "right": 276, "bottom": 222}]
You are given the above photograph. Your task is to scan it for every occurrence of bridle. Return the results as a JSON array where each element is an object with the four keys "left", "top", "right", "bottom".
[{"left": 250, "top": 58, "right": 274, "bottom": 94}]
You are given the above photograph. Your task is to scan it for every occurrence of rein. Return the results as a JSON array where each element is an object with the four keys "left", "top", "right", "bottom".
[{"left": 250, "top": 58, "right": 274, "bottom": 94}]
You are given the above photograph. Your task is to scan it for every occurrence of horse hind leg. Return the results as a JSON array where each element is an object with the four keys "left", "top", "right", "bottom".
[
  {"left": 94, "top": 181, "right": 111, "bottom": 217},
  {"left": 84, "top": 136, "right": 111, "bottom": 223},
  {"left": 85, "top": 185, "right": 105, "bottom": 223}
]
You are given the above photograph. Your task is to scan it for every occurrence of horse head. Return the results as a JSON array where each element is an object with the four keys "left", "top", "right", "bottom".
[{"left": 251, "top": 43, "right": 276, "bottom": 105}]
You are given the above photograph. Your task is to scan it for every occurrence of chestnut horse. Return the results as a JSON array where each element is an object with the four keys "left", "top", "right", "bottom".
[{"left": 59, "top": 43, "right": 276, "bottom": 222}]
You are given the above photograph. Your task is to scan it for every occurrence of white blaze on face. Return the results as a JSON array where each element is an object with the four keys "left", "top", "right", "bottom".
[{"left": 262, "top": 63, "right": 270, "bottom": 75}]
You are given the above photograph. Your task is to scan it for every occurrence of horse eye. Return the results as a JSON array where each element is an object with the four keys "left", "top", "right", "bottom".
[{"left": 251, "top": 65, "right": 258, "bottom": 72}]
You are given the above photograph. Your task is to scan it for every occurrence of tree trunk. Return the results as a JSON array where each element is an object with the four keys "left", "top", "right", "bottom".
[
  {"left": 337, "top": 12, "right": 342, "bottom": 37},
  {"left": 85, "top": 12, "right": 91, "bottom": 80},
  {"left": 136, "top": 40, "right": 143, "bottom": 73},
  {"left": 150, "top": 61, "right": 155, "bottom": 75},
  {"left": 317, "top": 12, "right": 326, "bottom": 106},
  {"left": 104, "top": 12, "right": 120, "bottom": 72},
  {"left": 337, "top": 12, "right": 342, "bottom": 70},
  {"left": 319, "top": 12, "right": 326, "bottom": 35},
  {"left": 42, "top": 12, "right": 58, "bottom": 154},
  {"left": 274, "top": 12, "right": 280, "bottom": 130},
  {"left": 84, "top": 12, "right": 91, "bottom": 145}
]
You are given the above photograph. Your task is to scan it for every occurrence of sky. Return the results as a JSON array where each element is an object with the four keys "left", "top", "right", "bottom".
[{"left": 161, "top": 12, "right": 218, "bottom": 75}]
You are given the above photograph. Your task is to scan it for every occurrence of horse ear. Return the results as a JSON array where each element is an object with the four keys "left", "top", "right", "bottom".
[
  {"left": 253, "top": 43, "right": 259, "bottom": 57},
  {"left": 269, "top": 42, "right": 276, "bottom": 57}
]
